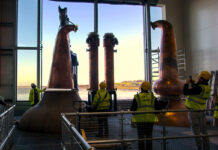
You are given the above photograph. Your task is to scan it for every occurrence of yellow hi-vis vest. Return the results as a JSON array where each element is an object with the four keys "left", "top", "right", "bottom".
[
  {"left": 29, "top": 88, "right": 45, "bottom": 105},
  {"left": 214, "top": 105, "right": 218, "bottom": 118},
  {"left": 185, "top": 84, "right": 211, "bottom": 110},
  {"left": 92, "top": 89, "right": 111, "bottom": 110},
  {"left": 132, "top": 92, "right": 158, "bottom": 123}
]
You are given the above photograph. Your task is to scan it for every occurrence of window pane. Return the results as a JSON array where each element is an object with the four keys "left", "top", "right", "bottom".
[
  {"left": 18, "top": 0, "right": 38, "bottom": 47},
  {"left": 17, "top": 50, "right": 37, "bottom": 101},
  {"left": 151, "top": 6, "right": 162, "bottom": 49},
  {"left": 99, "top": 4, "right": 144, "bottom": 83}
]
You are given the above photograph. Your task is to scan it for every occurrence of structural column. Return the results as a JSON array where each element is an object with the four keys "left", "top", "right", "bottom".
[
  {"left": 86, "top": 32, "right": 99, "bottom": 103},
  {"left": 104, "top": 33, "right": 118, "bottom": 91},
  {"left": 103, "top": 33, "right": 118, "bottom": 111}
]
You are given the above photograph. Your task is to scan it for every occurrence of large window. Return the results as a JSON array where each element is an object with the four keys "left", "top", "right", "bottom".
[
  {"left": 42, "top": 2, "right": 163, "bottom": 101},
  {"left": 17, "top": 50, "right": 37, "bottom": 100},
  {"left": 98, "top": 4, "right": 144, "bottom": 99},
  {"left": 17, "top": 0, "right": 38, "bottom": 47},
  {"left": 17, "top": 0, "right": 163, "bottom": 101},
  {"left": 17, "top": 0, "right": 41, "bottom": 101}
]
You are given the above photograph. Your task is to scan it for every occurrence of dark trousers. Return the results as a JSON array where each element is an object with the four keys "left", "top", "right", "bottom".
[
  {"left": 97, "top": 110, "right": 109, "bottom": 137},
  {"left": 136, "top": 122, "right": 153, "bottom": 150},
  {"left": 97, "top": 115, "right": 108, "bottom": 136}
]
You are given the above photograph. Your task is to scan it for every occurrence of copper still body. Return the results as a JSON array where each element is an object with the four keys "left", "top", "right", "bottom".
[
  {"left": 86, "top": 32, "right": 99, "bottom": 91},
  {"left": 103, "top": 33, "right": 118, "bottom": 91},
  {"left": 18, "top": 25, "right": 83, "bottom": 133},
  {"left": 151, "top": 20, "right": 184, "bottom": 99},
  {"left": 151, "top": 20, "right": 189, "bottom": 127},
  {"left": 48, "top": 25, "right": 76, "bottom": 88}
]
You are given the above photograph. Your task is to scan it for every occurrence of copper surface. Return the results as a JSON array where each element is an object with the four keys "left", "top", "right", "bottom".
[
  {"left": 157, "top": 99, "right": 190, "bottom": 127},
  {"left": 151, "top": 20, "right": 189, "bottom": 127},
  {"left": 48, "top": 25, "right": 77, "bottom": 88},
  {"left": 151, "top": 20, "right": 184, "bottom": 97},
  {"left": 19, "top": 90, "right": 83, "bottom": 133},
  {"left": 104, "top": 33, "right": 116, "bottom": 91},
  {"left": 86, "top": 32, "right": 99, "bottom": 91},
  {"left": 18, "top": 25, "right": 83, "bottom": 134}
]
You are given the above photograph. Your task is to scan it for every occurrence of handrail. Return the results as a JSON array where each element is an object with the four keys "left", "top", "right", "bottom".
[
  {"left": 61, "top": 114, "right": 94, "bottom": 150},
  {"left": 0, "top": 126, "right": 15, "bottom": 150},
  {"left": 87, "top": 134, "right": 218, "bottom": 144},
  {"left": 64, "top": 108, "right": 218, "bottom": 116},
  {"left": 0, "top": 105, "right": 15, "bottom": 118},
  {"left": 0, "top": 105, "right": 16, "bottom": 150},
  {"left": 62, "top": 108, "right": 218, "bottom": 149}
]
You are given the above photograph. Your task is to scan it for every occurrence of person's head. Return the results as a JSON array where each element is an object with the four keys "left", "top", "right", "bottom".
[
  {"left": 140, "top": 81, "right": 151, "bottom": 92},
  {"left": 31, "top": 83, "right": 36, "bottom": 89},
  {"left": 99, "top": 81, "right": 106, "bottom": 90},
  {"left": 197, "top": 71, "right": 211, "bottom": 84}
]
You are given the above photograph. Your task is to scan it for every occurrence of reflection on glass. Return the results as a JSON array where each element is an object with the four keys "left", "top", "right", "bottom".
[
  {"left": 18, "top": 0, "right": 38, "bottom": 47},
  {"left": 17, "top": 50, "right": 37, "bottom": 101}
]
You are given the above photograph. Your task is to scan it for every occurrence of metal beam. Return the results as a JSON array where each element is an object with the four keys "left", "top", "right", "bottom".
[
  {"left": 37, "top": 0, "right": 42, "bottom": 89},
  {"left": 94, "top": 0, "right": 98, "bottom": 33},
  {"left": 49, "top": 0, "right": 159, "bottom": 6},
  {"left": 143, "top": 0, "right": 152, "bottom": 85}
]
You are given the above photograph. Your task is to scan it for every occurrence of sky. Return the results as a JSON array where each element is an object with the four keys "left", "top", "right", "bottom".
[{"left": 17, "top": 0, "right": 162, "bottom": 86}]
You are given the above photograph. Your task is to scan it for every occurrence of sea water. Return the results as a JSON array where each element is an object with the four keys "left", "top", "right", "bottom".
[{"left": 17, "top": 87, "right": 139, "bottom": 101}]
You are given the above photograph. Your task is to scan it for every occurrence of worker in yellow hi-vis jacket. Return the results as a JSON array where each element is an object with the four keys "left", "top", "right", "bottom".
[
  {"left": 131, "top": 81, "right": 167, "bottom": 150},
  {"left": 92, "top": 81, "right": 112, "bottom": 137},
  {"left": 29, "top": 83, "right": 46, "bottom": 106}
]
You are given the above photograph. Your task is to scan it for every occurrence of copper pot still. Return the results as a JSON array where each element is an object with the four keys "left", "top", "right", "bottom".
[
  {"left": 151, "top": 20, "right": 189, "bottom": 127},
  {"left": 18, "top": 25, "right": 84, "bottom": 133},
  {"left": 151, "top": 20, "right": 184, "bottom": 100}
]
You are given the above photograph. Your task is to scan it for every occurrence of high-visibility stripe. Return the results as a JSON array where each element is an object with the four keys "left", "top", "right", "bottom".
[{"left": 187, "top": 97, "right": 205, "bottom": 105}]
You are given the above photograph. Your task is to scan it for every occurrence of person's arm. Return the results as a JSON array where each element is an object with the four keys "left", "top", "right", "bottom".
[
  {"left": 183, "top": 84, "right": 202, "bottom": 95},
  {"left": 106, "top": 92, "right": 112, "bottom": 111},
  {"left": 154, "top": 98, "right": 168, "bottom": 110},
  {"left": 38, "top": 88, "right": 46, "bottom": 93},
  {"left": 130, "top": 97, "right": 137, "bottom": 111},
  {"left": 29, "top": 89, "right": 34, "bottom": 104},
  {"left": 92, "top": 91, "right": 99, "bottom": 108},
  {"left": 109, "top": 98, "right": 112, "bottom": 111}
]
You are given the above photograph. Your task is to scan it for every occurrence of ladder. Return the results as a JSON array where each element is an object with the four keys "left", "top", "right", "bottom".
[
  {"left": 208, "top": 70, "right": 218, "bottom": 110},
  {"left": 177, "top": 49, "right": 186, "bottom": 80},
  {"left": 209, "top": 70, "right": 218, "bottom": 93},
  {"left": 151, "top": 47, "right": 160, "bottom": 84},
  {"left": 151, "top": 48, "right": 186, "bottom": 83}
]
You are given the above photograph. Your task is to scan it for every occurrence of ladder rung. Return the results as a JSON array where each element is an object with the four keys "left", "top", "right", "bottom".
[
  {"left": 152, "top": 71, "right": 159, "bottom": 73},
  {"left": 177, "top": 58, "right": 185, "bottom": 60}
]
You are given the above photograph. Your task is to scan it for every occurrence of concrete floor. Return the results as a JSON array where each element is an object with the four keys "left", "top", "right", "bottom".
[{"left": 11, "top": 127, "right": 62, "bottom": 150}]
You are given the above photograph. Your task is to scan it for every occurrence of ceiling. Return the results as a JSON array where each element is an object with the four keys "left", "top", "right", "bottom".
[{"left": 49, "top": 0, "right": 159, "bottom": 6}]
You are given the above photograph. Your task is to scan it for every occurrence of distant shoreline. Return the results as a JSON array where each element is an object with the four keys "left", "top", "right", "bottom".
[{"left": 18, "top": 80, "right": 143, "bottom": 90}]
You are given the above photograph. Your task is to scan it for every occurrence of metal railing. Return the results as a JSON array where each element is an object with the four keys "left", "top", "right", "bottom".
[
  {"left": 62, "top": 109, "right": 218, "bottom": 150},
  {"left": 0, "top": 105, "right": 16, "bottom": 150},
  {"left": 61, "top": 113, "right": 95, "bottom": 150}
]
